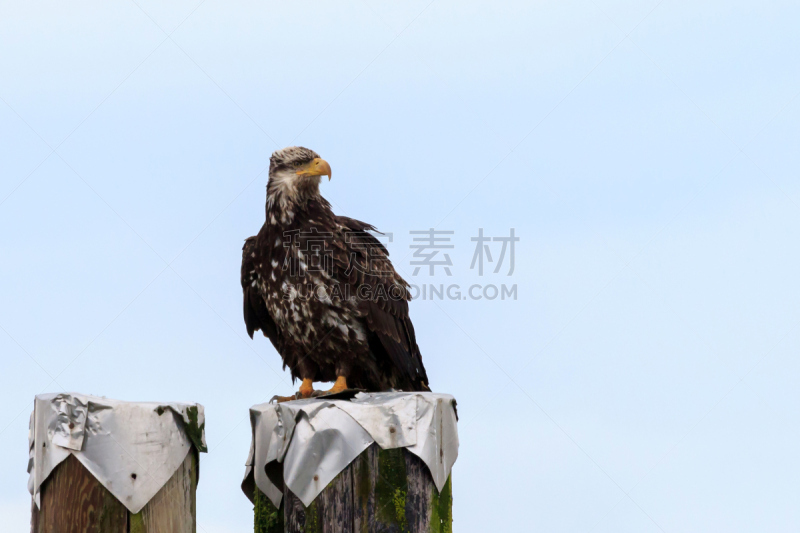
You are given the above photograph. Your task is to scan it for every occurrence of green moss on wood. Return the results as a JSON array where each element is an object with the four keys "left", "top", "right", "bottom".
[
  {"left": 183, "top": 405, "right": 208, "bottom": 453},
  {"left": 375, "top": 447, "right": 409, "bottom": 531},
  {"left": 129, "top": 511, "right": 145, "bottom": 533},
  {"left": 254, "top": 487, "right": 284, "bottom": 533},
  {"left": 98, "top": 490, "right": 123, "bottom": 531},
  {"left": 355, "top": 453, "right": 371, "bottom": 533},
  {"left": 253, "top": 448, "right": 453, "bottom": 532},
  {"left": 155, "top": 405, "right": 207, "bottom": 453},
  {"left": 430, "top": 475, "right": 453, "bottom": 533},
  {"left": 393, "top": 487, "right": 408, "bottom": 532},
  {"left": 304, "top": 500, "right": 321, "bottom": 533}
]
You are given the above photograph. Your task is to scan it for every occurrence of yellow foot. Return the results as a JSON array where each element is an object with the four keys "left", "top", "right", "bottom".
[
  {"left": 322, "top": 376, "right": 348, "bottom": 395},
  {"left": 269, "top": 378, "right": 315, "bottom": 403},
  {"left": 298, "top": 378, "right": 315, "bottom": 399}
]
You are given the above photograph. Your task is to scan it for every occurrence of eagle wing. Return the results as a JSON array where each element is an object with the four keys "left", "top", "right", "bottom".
[
  {"left": 333, "top": 216, "right": 430, "bottom": 391},
  {"left": 241, "top": 236, "right": 283, "bottom": 353}
]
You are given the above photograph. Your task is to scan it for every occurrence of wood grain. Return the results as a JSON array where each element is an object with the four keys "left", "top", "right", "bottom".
[
  {"left": 279, "top": 444, "right": 452, "bottom": 533},
  {"left": 130, "top": 451, "right": 197, "bottom": 533},
  {"left": 31, "top": 454, "right": 128, "bottom": 533},
  {"left": 404, "top": 451, "right": 431, "bottom": 533},
  {"left": 352, "top": 446, "right": 377, "bottom": 533},
  {"left": 319, "top": 461, "right": 353, "bottom": 533},
  {"left": 284, "top": 489, "right": 319, "bottom": 533},
  {"left": 31, "top": 450, "right": 199, "bottom": 533}
]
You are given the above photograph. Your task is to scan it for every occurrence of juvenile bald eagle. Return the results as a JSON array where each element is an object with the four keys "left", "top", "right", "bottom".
[{"left": 241, "top": 147, "right": 429, "bottom": 400}]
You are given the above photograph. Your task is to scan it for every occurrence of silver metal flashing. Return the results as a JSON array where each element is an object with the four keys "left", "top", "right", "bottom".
[
  {"left": 242, "top": 392, "right": 458, "bottom": 507},
  {"left": 28, "top": 393, "right": 206, "bottom": 513}
]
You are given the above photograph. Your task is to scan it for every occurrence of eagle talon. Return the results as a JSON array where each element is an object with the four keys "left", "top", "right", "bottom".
[{"left": 269, "top": 394, "right": 296, "bottom": 404}]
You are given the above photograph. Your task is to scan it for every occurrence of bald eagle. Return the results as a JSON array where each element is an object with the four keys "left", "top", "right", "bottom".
[{"left": 241, "top": 147, "right": 429, "bottom": 401}]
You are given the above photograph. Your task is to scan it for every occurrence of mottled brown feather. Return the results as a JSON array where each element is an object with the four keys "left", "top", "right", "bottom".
[{"left": 241, "top": 173, "right": 429, "bottom": 392}]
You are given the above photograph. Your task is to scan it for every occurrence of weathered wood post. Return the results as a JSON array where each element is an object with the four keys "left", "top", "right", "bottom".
[
  {"left": 243, "top": 392, "right": 457, "bottom": 533},
  {"left": 253, "top": 445, "right": 452, "bottom": 533},
  {"left": 28, "top": 393, "right": 206, "bottom": 533}
]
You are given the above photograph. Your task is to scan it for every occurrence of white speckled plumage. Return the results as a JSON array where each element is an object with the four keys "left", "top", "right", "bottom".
[{"left": 241, "top": 147, "right": 429, "bottom": 392}]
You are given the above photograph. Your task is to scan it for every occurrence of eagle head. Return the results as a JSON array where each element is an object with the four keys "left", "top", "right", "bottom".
[{"left": 267, "top": 146, "right": 332, "bottom": 207}]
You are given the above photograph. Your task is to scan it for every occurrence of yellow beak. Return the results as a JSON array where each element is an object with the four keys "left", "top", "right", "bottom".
[{"left": 296, "top": 158, "right": 332, "bottom": 180}]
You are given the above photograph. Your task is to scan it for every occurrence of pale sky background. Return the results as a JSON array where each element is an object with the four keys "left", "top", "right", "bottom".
[{"left": 2, "top": 0, "right": 800, "bottom": 531}]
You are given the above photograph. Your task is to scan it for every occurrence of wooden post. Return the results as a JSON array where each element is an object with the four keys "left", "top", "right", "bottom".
[
  {"left": 254, "top": 444, "right": 452, "bottom": 533},
  {"left": 31, "top": 450, "right": 198, "bottom": 533}
]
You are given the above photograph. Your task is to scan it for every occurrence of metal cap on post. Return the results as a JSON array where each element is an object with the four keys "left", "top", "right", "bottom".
[
  {"left": 28, "top": 393, "right": 207, "bottom": 533},
  {"left": 242, "top": 391, "right": 458, "bottom": 533}
]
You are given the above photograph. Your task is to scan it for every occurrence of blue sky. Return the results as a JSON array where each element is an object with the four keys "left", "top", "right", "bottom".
[{"left": 2, "top": 0, "right": 800, "bottom": 531}]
